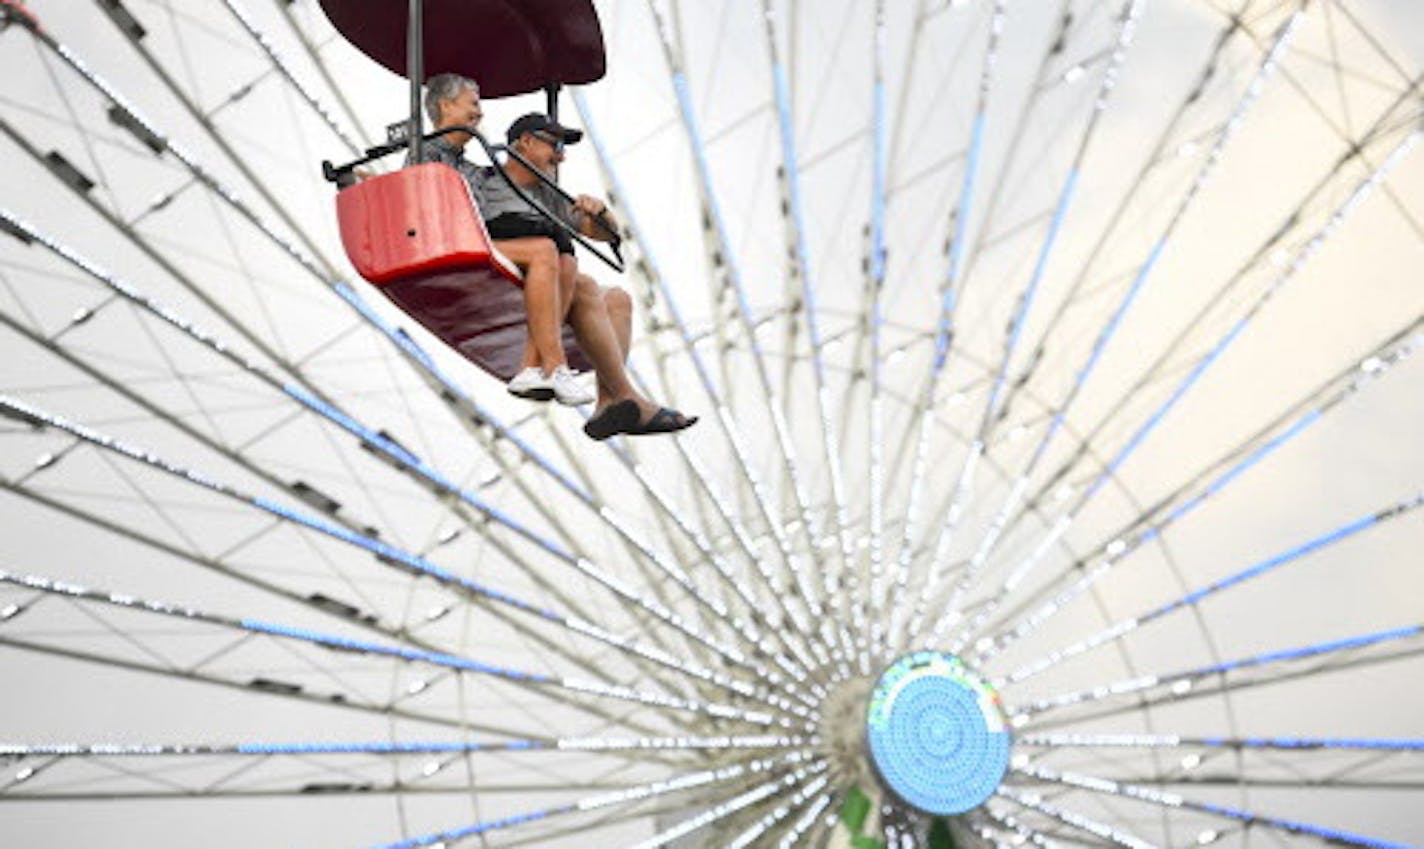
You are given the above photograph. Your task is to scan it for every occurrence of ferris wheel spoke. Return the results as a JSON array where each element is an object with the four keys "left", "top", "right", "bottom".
[
  {"left": 330, "top": 282, "right": 801, "bottom": 688},
  {"left": 0, "top": 736, "right": 804, "bottom": 803},
  {"left": 216, "top": 0, "right": 364, "bottom": 157},
  {"left": 266, "top": 0, "right": 374, "bottom": 150},
  {"left": 1019, "top": 733, "right": 1424, "bottom": 753},
  {"left": 1016, "top": 735, "right": 1424, "bottom": 796},
  {"left": 576, "top": 91, "right": 837, "bottom": 680},
  {"left": 86, "top": 1, "right": 342, "bottom": 277},
  {"left": 726, "top": 772, "right": 832, "bottom": 849},
  {"left": 0, "top": 396, "right": 803, "bottom": 726},
  {"left": 992, "top": 3, "right": 1303, "bottom": 430},
  {"left": 996, "top": 786, "right": 1159, "bottom": 849},
  {"left": 961, "top": 315, "right": 1422, "bottom": 663},
  {"left": 757, "top": 0, "right": 859, "bottom": 645},
  {"left": 771, "top": 784, "right": 834, "bottom": 848},
  {"left": 477, "top": 791, "right": 722, "bottom": 849},
  {"left": 757, "top": 0, "right": 811, "bottom": 449},
  {"left": 1001, "top": 78, "right": 1424, "bottom": 530},
  {"left": 999, "top": 493, "right": 1423, "bottom": 687},
  {"left": 647, "top": 0, "right": 844, "bottom": 649},
  {"left": 1010, "top": 623, "right": 1424, "bottom": 724},
  {"left": 0, "top": 567, "right": 778, "bottom": 734},
  {"left": 883, "top": 0, "right": 1008, "bottom": 658},
  {"left": 899, "top": 0, "right": 1147, "bottom": 654},
  {"left": 618, "top": 757, "right": 825, "bottom": 849},
  {"left": 923, "top": 9, "right": 1308, "bottom": 653},
  {"left": 971, "top": 804, "right": 1053, "bottom": 848},
  {"left": 0, "top": 633, "right": 516, "bottom": 739},
  {"left": 0, "top": 728, "right": 695, "bottom": 800},
  {"left": 850, "top": 0, "right": 890, "bottom": 670},
  {"left": 369, "top": 753, "right": 811, "bottom": 849},
  {"left": 952, "top": 0, "right": 1100, "bottom": 306},
  {"left": 1024, "top": 644, "right": 1424, "bottom": 740},
  {"left": 1014, "top": 763, "right": 1418, "bottom": 849},
  {"left": 0, "top": 218, "right": 777, "bottom": 703},
  {"left": 962, "top": 128, "right": 1422, "bottom": 664}
]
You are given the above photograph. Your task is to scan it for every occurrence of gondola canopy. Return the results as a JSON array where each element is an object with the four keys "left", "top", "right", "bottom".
[{"left": 318, "top": 0, "right": 606, "bottom": 97}]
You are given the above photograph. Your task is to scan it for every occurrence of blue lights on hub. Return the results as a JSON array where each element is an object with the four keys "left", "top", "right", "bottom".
[{"left": 866, "top": 651, "right": 1011, "bottom": 815}]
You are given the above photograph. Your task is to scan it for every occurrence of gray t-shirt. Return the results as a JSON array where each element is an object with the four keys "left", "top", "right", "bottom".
[
  {"left": 476, "top": 165, "right": 575, "bottom": 227},
  {"left": 417, "top": 136, "right": 487, "bottom": 208}
]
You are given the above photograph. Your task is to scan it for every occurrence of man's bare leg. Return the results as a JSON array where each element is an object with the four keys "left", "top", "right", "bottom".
[
  {"left": 556, "top": 255, "right": 582, "bottom": 325},
  {"left": 567, "top": 274, "right": 638, "bottom": 408},
  {"left": 495, "top": 237, "right": 566, "bottom": 371},
  {"left": 601, "top": 285, "right": 633, "bottom": 361},
  {"left": 566, "top": 274, "right": 698, "bottom": 435}
]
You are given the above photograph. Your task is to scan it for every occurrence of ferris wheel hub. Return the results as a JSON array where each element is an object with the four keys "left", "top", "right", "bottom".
[{"left": 865, "top": 651, "right": 1011, "bottom": 816}]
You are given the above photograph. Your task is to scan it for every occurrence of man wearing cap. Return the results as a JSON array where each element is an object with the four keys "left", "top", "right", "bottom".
[
  {"left": 481, "top": 113, "right": 603, "bottom": 254},
  {"left": 421, "top": 73, "right": 695, "bottom": 438},
  {"left": 490, "top": 111, "right": 697, "bottom": 439}
]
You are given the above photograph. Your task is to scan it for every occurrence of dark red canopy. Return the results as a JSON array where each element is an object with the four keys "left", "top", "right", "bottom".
[{"left": 319, "top": 0, "right": 606, "bottom": 98}]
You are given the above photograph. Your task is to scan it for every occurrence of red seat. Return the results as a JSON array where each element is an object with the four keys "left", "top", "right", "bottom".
[{"left": 336, "top": 163, "right": 590, "bottom": 381}]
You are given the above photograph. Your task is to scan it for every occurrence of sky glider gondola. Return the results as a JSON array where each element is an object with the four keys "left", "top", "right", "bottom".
[{"left": 322, "top": 0, "right": 613, "bottom": 381}]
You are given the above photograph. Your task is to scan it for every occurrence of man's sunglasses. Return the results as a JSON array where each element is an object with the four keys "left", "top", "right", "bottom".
[{"left": 532, "top": 130, "right": 565, "bottom": 152}]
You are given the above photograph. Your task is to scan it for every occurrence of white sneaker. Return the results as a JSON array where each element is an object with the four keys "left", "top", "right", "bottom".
[
  {"left": 548, "top": 364, "right": 594, "bottom": 406},
  {"left": 507, "top": 367, "right": 554, "bottom": 401}
]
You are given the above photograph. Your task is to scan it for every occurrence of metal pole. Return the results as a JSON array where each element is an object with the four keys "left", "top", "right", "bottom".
[
  {"left": 406, "top": 0, "right": 424, "bottom": 158},
  {"left": 545, "top": 83, "right": 560, "bottom": 181},
  {"left": 545, "top": 83, "right": 560, "bottom": 122}
]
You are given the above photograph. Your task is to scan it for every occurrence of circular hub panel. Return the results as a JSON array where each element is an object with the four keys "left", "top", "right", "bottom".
[{"left": 865, "top": 651, "right": 1011, "bottom": 815}]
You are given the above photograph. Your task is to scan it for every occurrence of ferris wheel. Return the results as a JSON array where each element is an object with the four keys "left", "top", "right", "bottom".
[{"left": 1, "top": 1, "right": 1422, "bottom": 847}]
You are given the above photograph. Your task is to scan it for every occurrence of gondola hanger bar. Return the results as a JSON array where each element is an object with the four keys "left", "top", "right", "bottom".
[{"left": 405, "top": 0, "right": 423, "bottom": 164}]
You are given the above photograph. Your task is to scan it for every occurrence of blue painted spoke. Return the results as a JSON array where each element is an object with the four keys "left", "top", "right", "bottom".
[
  {"left": 1001, "top": 494, "right": 1423, "bottom": 684},
  {"left": 1015, "top": 624, "right": 1424, "bottom": 718},
  {"left": 1018, "top": 764, "right": 1419, "bottom": 849}
]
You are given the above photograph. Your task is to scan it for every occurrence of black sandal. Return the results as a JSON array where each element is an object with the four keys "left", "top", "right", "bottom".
[
  {"left": 627, "top": 407, "right": 697, "bottom": 436},
  {"left": 583, "top": 401, "right": 698, "bottom": 440},
  {"left": 583, "top": 399, "right": 640, "bottom": 441}
]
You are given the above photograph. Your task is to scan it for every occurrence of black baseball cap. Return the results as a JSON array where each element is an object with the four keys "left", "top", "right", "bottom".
[{"left": 506, "top": 113, "right": 584, "bottom": 146}]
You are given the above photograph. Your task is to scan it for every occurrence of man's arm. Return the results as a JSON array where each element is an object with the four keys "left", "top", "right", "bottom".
[{"left": 571, "top": 194, "right": 619, "bottom": 242}]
